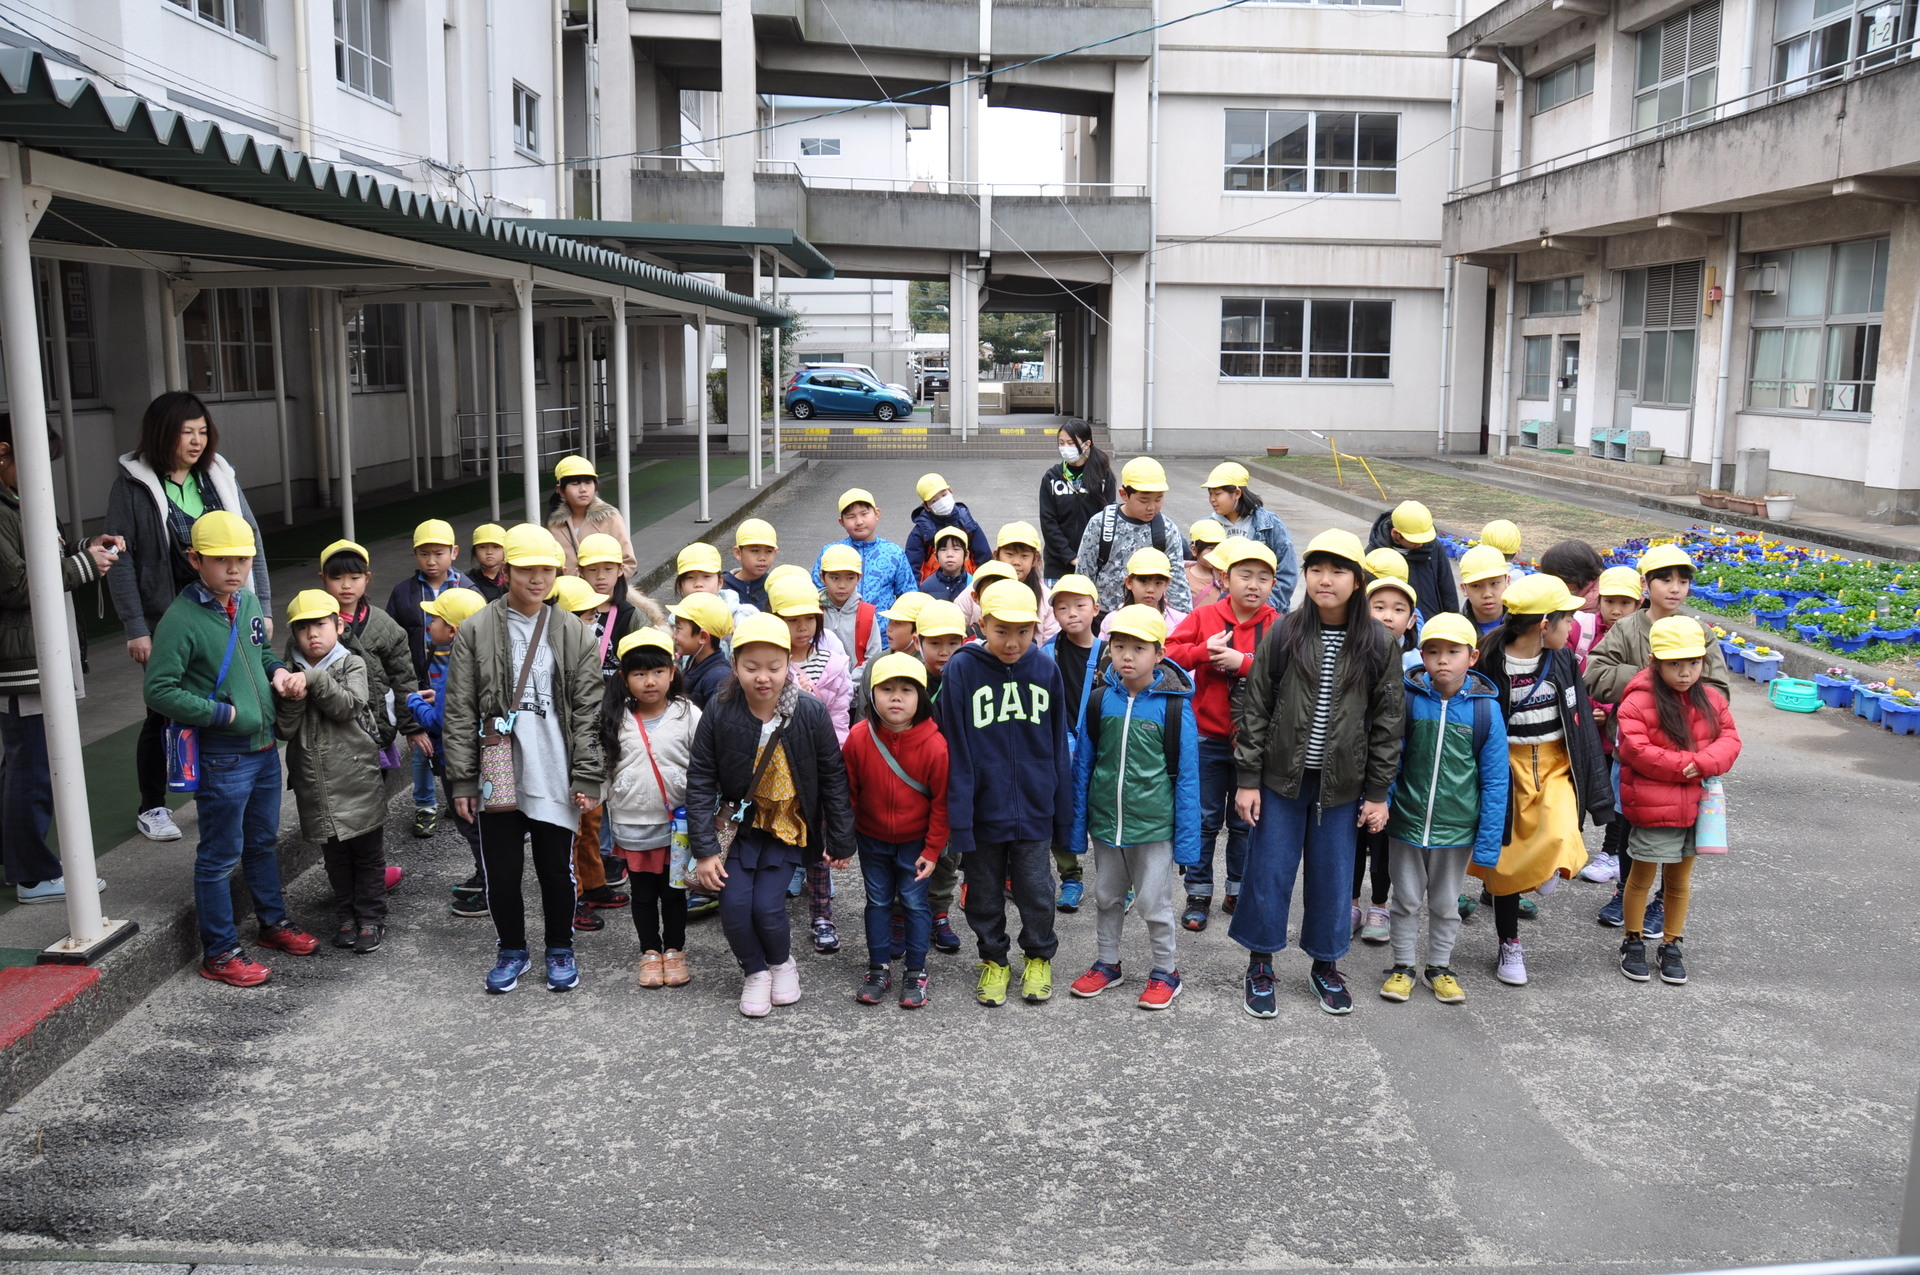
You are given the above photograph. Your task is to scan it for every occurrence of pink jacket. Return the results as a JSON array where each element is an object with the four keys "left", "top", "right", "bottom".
[{"left": 789, "top": 629, "right": 853, "bottom": 744}]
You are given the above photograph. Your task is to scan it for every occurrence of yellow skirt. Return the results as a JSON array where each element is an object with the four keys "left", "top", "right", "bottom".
[{"left": 1469, "top": 739, "right": 1589, "bottom": 895}]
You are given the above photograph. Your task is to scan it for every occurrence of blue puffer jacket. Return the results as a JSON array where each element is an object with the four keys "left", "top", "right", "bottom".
[
  {"left": 1069, "top": 660, "right": 1201, "bottom": 864},
  {"left": 1387, "top": 667, "right": 1509, "bottom": 865}
]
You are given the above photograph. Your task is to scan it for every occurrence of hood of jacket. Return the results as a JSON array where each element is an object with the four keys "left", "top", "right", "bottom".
[
  {"left": 117, "top": 450, "right": 245, "bottom": 520},
  {"left": 1366, "top": 509, "right": 1435, "bottom": 564},
  {"left": 1402, "top": 664, "right": 1501, "bottom": 707}
]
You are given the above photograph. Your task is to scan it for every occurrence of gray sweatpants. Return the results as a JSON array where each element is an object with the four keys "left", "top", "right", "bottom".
[
  {"left": 1093, "top": 839, "right": 1179, "bottom": 973},
  {"left": 1386, "top": 838, "right": 1473, "bottom": 968}
]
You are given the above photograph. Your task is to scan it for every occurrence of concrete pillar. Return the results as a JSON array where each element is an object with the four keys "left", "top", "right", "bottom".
[
  {"left": 696, "top": 316, "right": 712, "bottom": 522},
  {"left": 950, "top": 255, "right": 978, "bottom": 439},
  {"left": 516, "top": 283, "right": 539, "bottom": 522},
  {"left": 947, "top": 60, "right": 979, "bottom": 189},
  {"left": 1105, "top": 257, "right": 1147, "bottom": 449},
  {"left": 334, "top": 295, "right": 357, "bottom": 543},
  {"left": 720, "top": 0, "right": 755, "bottom": 226},
  {"left": 1861, "top": 208, "right": 1920, "bottom": 519},
  {"left": 596, "top": 0, "right": 635, "bottom": 220},
  {"left": 663, "top": 323, "right": 688, "bottom": 425},
  {"left": 609, "top": 299, "right": 630, "bottom": 521},
  {"left": 727, "top": 321, "right": 756, "bottom": 468},
  {"left": 1109, "top": 61, "right": 1150, "bottom": 189}
]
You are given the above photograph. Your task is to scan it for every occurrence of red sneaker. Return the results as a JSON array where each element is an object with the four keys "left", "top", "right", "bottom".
[
  {"left": 572, "top": 903, "right": 605, "bottom": 932},
  {"left": 256, "top": 924, "right": 318, "bottom": 955},
  {"left": 1069, "top": 961, "right": 1123, "bottom": 998},
  {"left": 384, "top": 865, "right": 404, "bottom": 892},
  {"left": 581, "top": 886, "right": 629, "bottom": 910},
  {"left": 1136, "top": 970, "right": 1183, "bottom": 1011},
  {"left": 201, "top": 948, "right": 271, "bottom": 987}
]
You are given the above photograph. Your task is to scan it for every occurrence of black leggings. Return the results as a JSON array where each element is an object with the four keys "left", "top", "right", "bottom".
[
  {"left": 630, "top": 869, "right": 688, "bottom": 952},
  {"left": 137, "top": 709, "right": 169, "bottom": 813},
  {"left": 1494, "top": 892, "right": 1522, "bottom": 943},
  {"left": 479, "top": 809, "right": 577, "bottom": 952},
  {"left": 1353, "top": 827, "right": 1389, "bottom": 906}
]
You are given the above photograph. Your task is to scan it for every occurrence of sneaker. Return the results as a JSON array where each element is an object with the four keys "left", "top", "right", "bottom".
[
  {"left": 685, "top": 892, "right": 720, "bottom": 919},
  {"left": 1380, "top": 965, "right": 1415, "bottom": 1002},
  {"left": 1644, "top": 894, "right": 1666, "bottom": 942},
  {"left": 636, "top": 950, "right": 665, "bottom": 989},
  {"left": 600, "top": 856, "right": 630, "bottom": 889},
  {"left": 15, "top": 876, "right": 103, "bottom": 906},
  {"left": 769, "top": 957, "right": 802, "bottom": 1005},
  {"left": 1056, "top": 878, "right": 1085, "bottom": 912},
  {"left": 787, "top": 865, "right": 805, "bottom": 898},
  {"left": 451, "top": 874, "right": 484, "bottom": 899},
  {"left": 450, "top": 893, "right": 490, "bottom": 918},
  {"left": 739, "top": 969, "right": 773, "bottom": 1017},
  {"left": 1457, "top": 892, "right": 1478, "bottom": 920},
  {"left": 581, "top": 885, "right": 629, "bottom": 910},
  {"left": 1243, "top": 960, "right": 1278, "bottom": 1018},
  {"left": 1021, "top": 956, "right": 1053, "bottom": 1004},
  {"left": 545, "top": 947, "right": 579, "bottom": 992},
  {"left": 1423, "top": 966, "right": 1466, "bottom": 1004},
  {"left": 1124, "top": 887, "right": 1136, "bottom": 912},
  {"left": 1310, "top": 960, "right": 1353, "bottom": 1015},
  {"left": 1516, "top": 895, "right": 1539, "bottom": 921},
  {"left": 811, "top": 918, "right": 840, "bottom": 955},
  {"left": 1495, "top": 939, "right": 1528, "bottom": 986},
  {"left": 138, "top": 806, "right": 184, "bottom": 841},
  {"left": 1221, "top": 892, "right": 1238, "bottom": 915},
  {"left": 899, "top": 968, "right": 929, "bottom": 1009},
  {"left": 486, "top": 949, "right": 531, "bottom": 993},
  {"left": 200, "top": 947, "right": 270, "bottom": 987},
  {"left": 1351, "top": 903, "right": 1364, "bottom": 934},
  {"left": 975, "top": 960, "right": 1011, "bottom": 1007},
  {"left": 1598, "top": 887, "right": 1625, "bottom": 928},
  {"left": 256, "top": 924, "right": 318, "bottom": 955},
  {"left": 383, "top": 865, "right": 404, "bottom": 892},
  {"left": 856, "top": 965, "right": 892, "bottom": 1005},
  {"left": 1657, "top": 940, "right": 1688, "bottom": 985},
  {"left": 352, "top": 924, "right": 384, "bottom": 954},
  {"left": 412, "top": 806, "right": 437, "bottom": 838},
  {"left": 889, "top": 914, "right": 906, "bottom": 962},
  {"left": 1181, "top": 895, "right": 1211, "bottom": 932},
  {"left": 932, "top": 912, "right": 961, "bottom": 954},
  {"left": 1619, "top": 934, "right": 1650, "bottom": 982},
  {"left": 571, "top": 902, "right": 605, "bottom": 933},
  {"left": 1579, "top": 852, "right": 1619, "bottom": 884},
  {"left": 1070, "top": 960, "right": 1123, "bottom": 998},
  {"left": 1360, "top": 906, "right": 1391, "bottom": 944},
  {"left": 331, "top": 920, "right": 357, "bottom": 949},
  {"left": 661, "top": 949, "right": 690, "bottom": 987},
  {"left": 1137, "top": 970, "right": 1182, "bottom": 1010}
]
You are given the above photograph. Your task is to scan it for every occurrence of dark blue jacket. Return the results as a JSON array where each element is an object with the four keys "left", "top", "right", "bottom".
[
  {"left": 905, "top": 503, "right": 991, "bottom": 575},
  {"left": 386, "top": 569, "right": 471, "bottom": 683},
  {"left": 933, "top": 640, "right": 1074, "bottom": 854},
  {"left": 919, "top": 570, "right": 971, "bottom": 603},
  {"left": 724, "top": 570, "right": 769, "bottom": 614},
  {"left": 682, "top": 648, "right": 733, "bottom": 710}
]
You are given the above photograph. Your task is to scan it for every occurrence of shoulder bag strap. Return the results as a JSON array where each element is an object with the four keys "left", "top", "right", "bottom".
[
  {"left": 633, "top": 708, "right": 675, "bottom": 807},
  {"left": 734, "top": 711, "right": 791, "bottom": 812},
  {"left": 210, "top": 613, "right": 242, "bottom": 696},
  {"left": 501, "top": 605, "right": 548, "bottom": 727},
  {"left": 870, "top": 729, "right": 931, "bottom": 797}
]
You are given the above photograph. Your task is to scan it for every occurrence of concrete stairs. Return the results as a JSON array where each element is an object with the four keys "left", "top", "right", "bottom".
[{"left": 1426, "top": 450, "right": 1700, "bottom": 505}]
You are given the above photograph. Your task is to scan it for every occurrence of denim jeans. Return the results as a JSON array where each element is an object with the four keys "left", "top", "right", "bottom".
[
  {"left": 1227, "top": 770, "right": 1356, "bottom": 962},
  {"left": 192, "top": 747, "right": 289, "bottom": 957},
  {"left": 859, "top": 834, "right": 931, "bottom": 968},
  {"left": 410, "top": 742, "right": 437, "bottom": 808},
  {"left": 0, "top": 708, "right": 61, "bottom": 886},
  {"left": 1184, "top": 735, "right": 1249, "bottom": 899}
]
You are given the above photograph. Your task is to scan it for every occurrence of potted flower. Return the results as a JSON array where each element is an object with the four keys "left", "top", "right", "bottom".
[
  {"left": 1751, "top": 594, "right": 1789, "bottom": 630},
  {"left": 1698, "top": 488, "right": 1731, "bottom": 510},
  {"left": 1814, "top": 665, "right": 1857, "bottom": 708},
  {"left": 1744, "top": 644, "right": 1784, "bottom": 683},
  {"left": 1823, "top": 611, "right": 1874, "bottom": 654},
  {"left": 1854, "top": 680, "right": 1890, "bottom": 722}
]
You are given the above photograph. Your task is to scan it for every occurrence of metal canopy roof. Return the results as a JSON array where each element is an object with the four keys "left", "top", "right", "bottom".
[
  {"left": 513, "top": 219, "right": 837, "bottom": 281},
  {"left": 0, "top": 48, "right": 792, "bottom": 325}
]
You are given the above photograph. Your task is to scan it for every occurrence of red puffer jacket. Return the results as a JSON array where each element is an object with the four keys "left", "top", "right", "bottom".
[{"left": 1615, "top": 668, "right": 1742, "bottom": 828}]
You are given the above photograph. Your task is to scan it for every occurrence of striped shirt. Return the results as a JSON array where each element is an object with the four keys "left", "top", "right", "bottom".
[
  {"left": 1502, "top": 651, "right": 1565, "bottom": 743},
  {"left": 1302, "top": 624, "right": 1346, "bottom": 770}
]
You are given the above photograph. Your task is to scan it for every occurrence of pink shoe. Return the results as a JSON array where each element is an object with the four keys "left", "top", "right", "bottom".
[
  {"left": 769, "top": 957, "right": 802, "bottom": 1006},
  {"left": 384, "top": 865, "right": 404, "bottom": 892},
  {"left": 739, "top": 970, "right": 773, "bottom": 1017}
]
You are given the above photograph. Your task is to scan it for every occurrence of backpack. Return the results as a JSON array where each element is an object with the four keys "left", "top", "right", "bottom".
[
  {"left": 1083, "top": 662, "right": 1183, "bottom": 786},
  {"left": 1093, "top": 507, "right": 1169, "bottom": 573},
  {"left": 1404, "top": 688, "right": 1496, "bottom": 758},
  {"left": 853, "top": 600, "right": 876, "bottom": 665}
]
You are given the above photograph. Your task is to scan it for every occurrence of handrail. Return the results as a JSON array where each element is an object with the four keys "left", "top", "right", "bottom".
[
  {"left": 1450, "top": 35, "right": 1918, "bottom": 198},
  {"left": 632, "top": 154, "right": 1144, "bottom": 196}
]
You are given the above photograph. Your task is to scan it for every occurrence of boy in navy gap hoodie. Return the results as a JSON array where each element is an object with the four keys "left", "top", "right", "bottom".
[{"left": 934, "top": 580, "right": 1075, "bottom": 1009}]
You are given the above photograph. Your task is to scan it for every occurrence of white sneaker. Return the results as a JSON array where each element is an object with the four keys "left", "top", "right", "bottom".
[
  {"left": 739, "top": 970, "right": 773, "bottom": 1018},
  {"left": 1578, "top": 853, "right": 1619, "bottom": 884},
  {"left": 1496, "top": 939, "right": 1529, "bottom": 986},
  {"left": 769, "top": 956, "right": 802, "bottom": 1006},
  {"left": 138, "top": 807, "right": 183, "bottom": 842},
  {"left": 15, "top": 876, "right": 105, "bottom": 905}
]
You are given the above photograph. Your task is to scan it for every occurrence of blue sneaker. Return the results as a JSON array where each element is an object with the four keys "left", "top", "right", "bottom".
[
  {"left": 686, "top": 892, "right": 719, "bottom": 919},
  {"left": 1643, "top": 894, "right": 1666, "bottom": 942},
  {"left": 545, "top": 947, "right": 580, "bottom": 992},
  {"left": 1598, "top": 887, "right": 1625, "bottom": 928},
  {"left": 1243, "top": 960, "right": 1278, "bottom": 1019},
  {"left": 787, "top": 865, "right": 805, "bottom": 898},
  {"left": 1056, "top": 878, "right": 1085, "bottom": 912},
  {"left": 486, "top": 948, "right": 531, "bottom": 994}
]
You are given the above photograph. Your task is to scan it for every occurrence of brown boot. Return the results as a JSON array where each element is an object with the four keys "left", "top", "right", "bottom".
[
  {"left": 661, "top": 948, "right": 691, "bottom": 987},
  {"left": 636, "top": 950, "right": 665, "bottom": 989}
]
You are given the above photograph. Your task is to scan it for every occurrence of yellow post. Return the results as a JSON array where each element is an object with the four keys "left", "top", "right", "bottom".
[{"left": 1330, "top": 435, "right": 1345, "bottom": 489}]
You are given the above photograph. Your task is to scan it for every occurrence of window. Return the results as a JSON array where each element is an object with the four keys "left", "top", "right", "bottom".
[
  {"left": 1634, "top": 1, "right": 1722, "bottom": 135},
  {"left": 1532, "top": 56, "right": 1596, "bottom": 112},
  {"left": 1220, "top": 298, "right": 1392, "bottom": 380},
  {"left": 35, "top": 262, "right": 100, "bottom": 402},
  {"left": 334, "top": 0, "right": 392, "bottom": 104},
  {"left": 1747, "top": 237, "right": 1888, "bottom": 415},
  {"left": 513, "top": 83, "right": 540, "bottom": 155},
  {"left": 345, "top": 305, "right": 407, "bottom": 393},
  {"left": 167, "top": 0, "right": 266, "bottom": 43},
  {"left": 1772, "top": 0, "right": 1912, "bottom": 93},
  {"left": 799, "top": 138, "right": 842, "bottom": 157},
  {"left": 182, "top": 289, "right": 277, "bottom": 400},
  {"left": 1522, "top": 337, "right": 1553, "bottom": 398},
  {"left": 1526, "top": 276, "right": 1582, "bottom": 315},
  {"left": 1617, "top": 262, "right": 1703, "bottom": 406},
  {"left": 1224, "top": 110, "right": 1399, "bottom": 195}
]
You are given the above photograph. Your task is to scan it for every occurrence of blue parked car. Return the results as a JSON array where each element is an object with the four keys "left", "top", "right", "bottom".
[{"left": 784, "top": 369, "right": 915, "bottom": 422}]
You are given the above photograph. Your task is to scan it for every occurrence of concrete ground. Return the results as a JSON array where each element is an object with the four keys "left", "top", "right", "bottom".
[{"left": 0, "top": 458, "right": 1916, "bottom": 1273}]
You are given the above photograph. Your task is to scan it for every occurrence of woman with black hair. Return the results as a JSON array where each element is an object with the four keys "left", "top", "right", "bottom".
[
  {"left": 1038, "top": 419, "right": 1116, "bottom": 582},
  {"left": 1203, "top": 462, "right": 1299, "bottom": 611}
]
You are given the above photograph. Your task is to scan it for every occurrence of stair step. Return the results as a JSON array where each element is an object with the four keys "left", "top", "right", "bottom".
[{"left": 1484, "top": 451, "right": 1699, "bottom": 496}]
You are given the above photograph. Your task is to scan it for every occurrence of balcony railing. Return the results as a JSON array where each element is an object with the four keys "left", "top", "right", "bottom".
[{"left": 753, "top": 161, "right": 1146, "bottom": 197}]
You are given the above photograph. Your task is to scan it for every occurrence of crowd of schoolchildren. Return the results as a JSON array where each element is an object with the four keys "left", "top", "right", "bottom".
[{"left": 145, "top": 452, "right": 1741, "bottom": 1018}]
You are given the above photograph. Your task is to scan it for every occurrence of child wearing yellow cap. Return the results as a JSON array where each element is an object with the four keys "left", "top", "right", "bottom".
[
  {"left": 1367, "top": 500, "right": 1459, "bottom": 618},
  {"left": 1098, "top": 546, "right": 1185, "bottom": 642},
  {"left": 819, "top": 543, "right": 883, "bottom": 671},
  {"left": 921, "top": 526, "right": 973, "bottom": 603},
  {"left": 312, "top": 540, "right": 423, "bottom": 780},
  {"left": 1043, "top": 574, "right": 1106, "bottom": 911},
  {"left": 547, "top": 455, "right": 635, "bottom": 575},
  {"left": 1203, "top": 461, "right": 1299, "bottom": 611},
  {"left": 1075, "top": 457, "right": 1192, "bottom": 614},
  {"left": 387, "top": 520, "right": 473, "bottom": 838},
  {"left": 405, "top": 587, "right": 490, "bottom": 911},
  {"left": 725, "top": 520, "right": 779, "bottom": 612},
  {"left": 467, "top": 524, "right": 508, "bottom": 601},
  {"left": 813, "top": 488, "right": 916, "bottom": 611},
  {"left": 905, "top": 472, "right": 990, "bottom": 578}
]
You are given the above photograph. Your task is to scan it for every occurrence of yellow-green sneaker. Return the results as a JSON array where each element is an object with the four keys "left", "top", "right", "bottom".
[
  {"left": 975, "top": 960, "right": 1011, "bottom": 1007},
  {"left": 1424, "top": 966, "right": 1466, "bottom": 1004},
  {"left": 1021, "top": 956, "right": 1053, "bottom": 1003},
  {"left": 1380, "top": 965, "right": 1415, "bottom": 1002}
]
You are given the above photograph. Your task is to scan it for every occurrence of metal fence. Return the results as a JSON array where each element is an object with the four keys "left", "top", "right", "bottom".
[{"left": 452, "top": 405, "right": 611, "bottom": 479}]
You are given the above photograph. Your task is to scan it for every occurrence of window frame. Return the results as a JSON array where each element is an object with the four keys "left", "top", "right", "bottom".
[
  {"left": 1745, "top": 237, "right": 1888, "bottom": 418},
  {"left": 181, "top": 288, "right": 278, "bottom": 402},
  {"left": 1526, "top": 276, "right": 1583, "bottom": 316},
  {"left": 334, "top": 0, "right": 393, "bottom": 106},
  {"left": 166, "top": 0, "right": 267, "bottom": 46},
  {"left": 1223, "top": 109, "right": 1401, "bottom": 197},
  {"left": 1219, "top": 297, "right": 1394, "bottom": 382},
  {"left": 798, "top": 138, "right": 842, "bottom": 157},
  {"left": 1633, "top": 1, "right": 1723, "bottom": 136},
  {"left": 1531, "top": 55, "right": 1596, "bottom": 112},
  {"left": 512, "top": 82, "right": 541, "bottom": 157},
  {"left": 1770, "top": 0, "right": 1914, "bottom": 94},
  {"left": 1617, "top": 261, "right": 1704, "bottom": 408},
  {"left": 1522, "top": 336, "right": 1554, "bottom": 398},
  {"left": 346, "top": 304, "right": 409, "bottom": 394}
]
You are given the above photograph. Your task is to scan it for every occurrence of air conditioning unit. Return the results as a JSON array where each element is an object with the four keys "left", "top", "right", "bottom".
[{"left": 1740, "top": 263, "right": 1780, "bottom": 294}]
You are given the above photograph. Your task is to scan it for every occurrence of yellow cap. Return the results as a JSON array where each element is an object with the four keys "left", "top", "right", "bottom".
[
  {"left": 767, "top": 563, "right": 812, "bottom": 589},
  {"left": 576, "top": 533, "right": 626, "bottom": 568},
  {"left": 1119, "top": 456, "right": 1169, "bottom": 492},
  {"left": 869, "top": 651, "right": 929, "bottom": 689},
  {"left": 979, "top": 579, "right": 1039, "bottom": 624},
  {"left": 419, "top": 587, "right": 488, "bottom": 627},
  {"left": 286, "top": 588, "right": 341, "bottom": 624},
  {"left": 1203, "top": 461, "right": 1252, "bottom": 489},
  {"left": 1207, "top": 537, "right": 1278, "bottom": 574},
  {"left": 547, "top": 575, "right": 609, "bottom": 613},
  {"left": 1458, "top": 543, "right": 1511, "bottom": 585},
  {"left": 1303, "top": 528, "right": 1367, "bottom": 570},
  {"left": 914, "top": 599, "right": 967, "bottom": 639},
  {"left": 554, "top": 455, "right": 597, "bottom": 483},
  {"left": 1050, "top": 574, "right": 1099, "bottom": 602},
  {"left": 1366, "top": 576, "right": 1418, "bottom": 607},
  {"left": 767, "top": 574, "right": 824, "bottom": 618},
  {"left": 470, "top": 523, "right": 507, "bottom": 548},
  {"left": 732, "top": 612, "right": 792, "bottom": 654},
  {"left": 413, "top": 519, "right": 457, "bottom": 548},
  {"left": 1126, "top": 547, "right": 1174, "bottom": 578},
  {"left": 819, "top": 544, "right": 865, "bottom": 576},
  {"left": 969, "top": 561, "right": 1017, "bottom": 593},
  {"left": 1649, "top": 615, "right": 1709, "bottom": 660},
  {"left": 502, "top": 524, "right": 565, "bottom": 568},
  {"left": 915, "top": 473, "right": 951, "bottom": 504},
  {"left": 320, "top": 538, "right": 370, "bottom": 567},
  {"left": 190, "top": 510, "right": 256, "bottom": 556},
  {"left": 837, "top": 487, "right": 878, "bottom": 514},
  {"left": 1390, "top": 500, "right": 1436, "bottom": 545},
  {"left": 616, "top": 627, "right": 674, "bottom": 659},
  {"left": 1189, "top": 519, "right": 1227, "bottom": 548},
  {"left": 1106, "top": 603, "right": 1168, "bottom": 644},
  {"left": 1363, "top": 547, "right": 1409, "bottom": 584},
  {"left": 932, "top": 525, "right": 970, "bottom": 549},
  {"left": 734, "top": 518, "right": 778, "bottom": 549},
  {"left": 995, "top": 521, "right": 1042, "bottom": 552},
  {"left": 881, "top": 592, "right": 930, "bottom": 623},
  {"left": 1637, "top": 543, "right": 1695, "bottom": 576},
  {"left": 676, "top": 543, "right": 723, "bottom": 576},
  {"left": 1597, "top": 565, "right": 1644, "bottom": 599},
  {"left": 667, "top": 592, "right": 733, "bottom": 637},
  {"left": 1418, "top": 612, "right": 1479, "bottom": 648},
  {"left": 1503, "top": 572, "right": 1578, "bottom": 616},
  {"left": 1480, "top": 519, "right": 1522, "bottom": 555}
]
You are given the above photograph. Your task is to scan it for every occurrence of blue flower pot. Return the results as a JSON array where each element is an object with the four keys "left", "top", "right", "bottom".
[
  {"left": 1722, "top": 643, "right": 1747, "bottom": 673},
  {"left": 1872, "top": 627, "right": 1915, "bottom": 645},
  {"left": 1854, "top": 686, "right": 1885, "bottom": 721},
  {"left": 1829, "top": 634, "right": 1872, "bottom": 654},
  {"left": 1814, "top": 674, "right": 1856, "bottom": 708},
  {"left": 1883, "top": 701, "right": 1920, "bottom": 735},
  {"left": 1753, "top": 609, "right": 1788, "bottom": 631},
  {"left": 1744, "top": 652, "right": 1784, "bottom": 683},
  {"left": 1794, "top": 624, "right": 1826, "bottom": 643}
]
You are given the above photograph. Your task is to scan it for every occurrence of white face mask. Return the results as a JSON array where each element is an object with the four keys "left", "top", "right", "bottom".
[
  {"left": 929, "top": 494, "right": 957, "bottom": 517},
  {"left": 1059, "top": 443, "right": 1085, "bottom": 463}
]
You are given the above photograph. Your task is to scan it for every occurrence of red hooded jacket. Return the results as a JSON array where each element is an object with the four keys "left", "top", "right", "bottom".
[
  {"left": 1166, "top": 598, "right": 1280, "bottom": 741},
  {"left": 842, "top": 715, "right": 951, "bottom": 861},
  {"left": 1614, "top": 667, "right": 1742, "bottom": 828}
]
